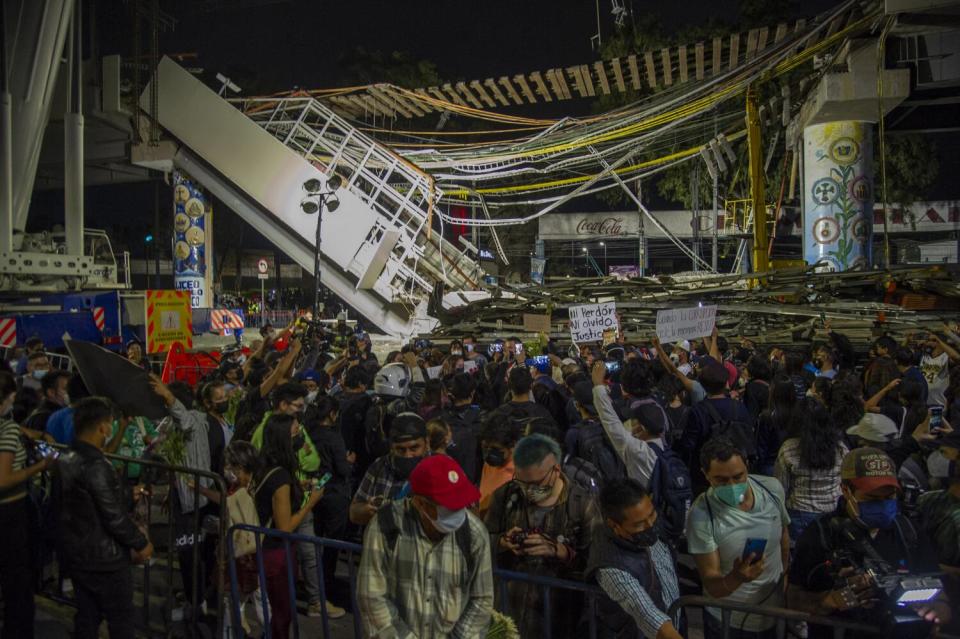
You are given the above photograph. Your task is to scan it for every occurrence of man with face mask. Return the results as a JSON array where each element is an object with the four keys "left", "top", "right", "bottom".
[
  {"left": 587, "top": 478, "right": 684, "bottom": 639},
  {"left": 918, "top": 430, "right": 960, "bottom": 623},
  {"left": 789, "top": 447, "right": 949, "bottom": 637},
  {"left": 483, "top": 434, "right": 600, "bottom": 638},
  {"left": 687, "top": 437, "right": 790, "bottom": 639},
  {"left": 350, "top": 413, "right": 430, "bottom": 526},
  {"left": 53, "top": 397, "right": 153, "bottom": 639},
  {"left": 358, "top": 454, "right": 492, "bottom": 638},
  {"left": 24, "top": 370, "right": 71, "bottom": 432}
]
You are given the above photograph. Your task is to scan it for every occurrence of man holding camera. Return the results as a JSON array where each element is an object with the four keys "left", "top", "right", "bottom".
[
  {"left": 789, "top": 447, "right": 950, "bottom": 637},
  {"left": 484, "top": 434, "right": 600, "bottom": 639}
]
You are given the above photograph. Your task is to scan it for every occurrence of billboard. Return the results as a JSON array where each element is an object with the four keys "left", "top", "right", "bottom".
[
  {"left": 538, "top": 212, "right": 640, "bottom": 241},
  {"left": 173, "top": 170, "right": 213, "bottom": 308}
]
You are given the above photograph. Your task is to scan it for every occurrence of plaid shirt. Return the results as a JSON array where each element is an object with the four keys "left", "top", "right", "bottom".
[
  {"left": 355, "top": 455, "right": 429, "bottom": 506},
  {"left": 774, "top": 438, "right": 848, "bottom": 513},
  {"left": 358, "top": 499, "right": 493, "bottom": 639}
]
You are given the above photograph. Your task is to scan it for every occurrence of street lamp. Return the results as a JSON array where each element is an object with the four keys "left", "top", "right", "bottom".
[
  {"left": 301, "top": 174, "right": 343, "bottom": 320},
  {"left": 599, "top": 241, "right": 607, "bottom": 273}
]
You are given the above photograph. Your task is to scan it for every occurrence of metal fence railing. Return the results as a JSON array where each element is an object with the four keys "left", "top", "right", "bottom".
[
  {"left": 42, "top": 447, "right": 229, "bottom": 638},
  {"left": 225, "top": 523, "right": 606, "bottom": 639}
]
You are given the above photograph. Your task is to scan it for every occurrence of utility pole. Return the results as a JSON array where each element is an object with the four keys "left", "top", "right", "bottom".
[
  {"left": 712, "top": 112, "right": 719, "bottom": 272},
  {"left": 746, "top": 85, "right": 769, "bottom": 281}
]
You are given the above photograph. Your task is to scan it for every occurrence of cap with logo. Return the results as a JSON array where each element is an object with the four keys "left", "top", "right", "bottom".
[
  {"left": 409, "top": 455, "right": 480, "bottom": 510},
  {"left": 841, "top": 447, "right": 900, "bottom": 492}
]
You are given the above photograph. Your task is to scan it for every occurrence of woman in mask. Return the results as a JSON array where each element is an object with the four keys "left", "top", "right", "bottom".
[
  {"left": 0, "top": 371, "right": 55, "bottom": 639},
  {"left": 253, "top": 414, "right": 324, "bottom": 638}
]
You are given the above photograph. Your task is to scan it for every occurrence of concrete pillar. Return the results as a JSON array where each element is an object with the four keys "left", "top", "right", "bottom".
[{"left": 802, "top": 121, "right": 874, "bottom": 271}]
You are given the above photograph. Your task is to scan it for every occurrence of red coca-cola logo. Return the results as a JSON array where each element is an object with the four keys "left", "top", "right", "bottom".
[{"left": 576, "top": 217, "right": 625, "bottom": 236}]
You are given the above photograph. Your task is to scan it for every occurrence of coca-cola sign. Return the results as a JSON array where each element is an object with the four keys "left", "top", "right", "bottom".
[
  {"left": 538, "top": 212, "right": 640, "bottom": 240},
  {"left": 576, "top": 217, "right": 626, "bottom": 236}
]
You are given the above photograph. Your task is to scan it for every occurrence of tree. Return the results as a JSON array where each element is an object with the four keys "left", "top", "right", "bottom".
[{"left": 875, "top": 134, "right": 939, "bottom": 228}]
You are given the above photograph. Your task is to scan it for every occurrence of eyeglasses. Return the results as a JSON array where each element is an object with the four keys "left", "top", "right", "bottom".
[{"left": 513, "top": 466, "right": 558, "bottom": 489}]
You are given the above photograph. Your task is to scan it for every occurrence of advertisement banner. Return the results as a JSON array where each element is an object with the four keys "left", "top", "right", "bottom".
[
  {"left": 609, "top": 265, "right": 641, "bottom": 280},
  {"left": 530, "top": 256, "right": 546, "bottom": 284},
  {"left": 538, "top": 212, "right": 640, "bottom": 240},
  {"left": 568, "top": 302, "right": 618, "bottom": 344},
  {"left": 173, "top": 170, "right": 211, "bottom": 308}
]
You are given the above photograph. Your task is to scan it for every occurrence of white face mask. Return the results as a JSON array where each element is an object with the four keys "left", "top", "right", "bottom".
[
  {"left": 928, "top": 450, "right": 956, "bottom": 479},
  {"left": 306, "top": 390, "right": 319, "bottom": 404},
  {"left": 430, "top": 505, "right": 467, "bottom": 534}
]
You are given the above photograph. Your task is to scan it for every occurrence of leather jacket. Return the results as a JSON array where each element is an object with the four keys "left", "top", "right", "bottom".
[{"left": 53, "top": 441, "right": 148, "bottom": 571}]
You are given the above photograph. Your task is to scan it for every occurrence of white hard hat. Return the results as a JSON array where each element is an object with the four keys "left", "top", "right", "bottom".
[{"left": 373, "top": 363, "right": 411, "bottom": 398}]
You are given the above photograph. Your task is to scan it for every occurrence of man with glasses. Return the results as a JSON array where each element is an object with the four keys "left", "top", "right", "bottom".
[{"left": 484, "top": 434, "right": 601, "bottom": 639}]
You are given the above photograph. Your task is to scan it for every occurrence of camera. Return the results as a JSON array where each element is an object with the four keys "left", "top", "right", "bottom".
[{"left": 509, "top": 527, "right": 543, "bottom": 546}]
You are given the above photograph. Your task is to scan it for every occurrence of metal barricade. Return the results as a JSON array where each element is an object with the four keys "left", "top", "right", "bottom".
[
  {"left": 42, "top": 447, "right": 229, "bottom": 638},
  {"left": 225, "top": 523, "right": 607, "bottom": 639},
  {"left": 665, "top": 594, "right": 958, "bottom": 639}
]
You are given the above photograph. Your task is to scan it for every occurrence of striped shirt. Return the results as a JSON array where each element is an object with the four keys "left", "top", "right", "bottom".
[
  {"left": 596, "top": 539, "right": 681, "bottom": 638},
  {"left": 774, "top": 438, "right": 848, "bottom": 513},
  {"left": 358, "top": 499, "right": 493, "bottom": 639},
  {"left": 0, "top": 419, "right": 28, "bottom": 504}
]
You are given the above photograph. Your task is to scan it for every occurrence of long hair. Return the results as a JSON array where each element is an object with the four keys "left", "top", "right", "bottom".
[
  {"left": 768, "top": 376, "right": 797, "bottom": 426},
  {"left": 864, "top": 357, "right": 900, "bottom": 397},
  {"left": 258, "top": 413, "right": 299, "bottom": 482},
  {"left": 828, "top": 375, "right": 864, "bottom": 431},
  {"left": 899, "top": 378, "right": 928, "bottom": 434},
  {"left": 790, "top": 397, "right": 842, "bottom": 470}
]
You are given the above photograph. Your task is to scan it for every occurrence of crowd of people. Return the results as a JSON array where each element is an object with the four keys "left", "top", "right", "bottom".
[{"left": 1, "top": 319, "right": 960, "bottom": 639}]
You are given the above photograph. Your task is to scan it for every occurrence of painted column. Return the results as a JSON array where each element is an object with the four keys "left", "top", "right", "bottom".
[
  {"left": 172, "top": 170, "right": 211, "bottom": 308},
  {"left": 802, "top": 121, "right": 874, "bottom": 271}
]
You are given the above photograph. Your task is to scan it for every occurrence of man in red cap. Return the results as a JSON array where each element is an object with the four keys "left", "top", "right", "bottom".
[
  {"left": 357, "top": 455, "right": 493, "bottom": 638},
  {"left": 788, "top": 447, "right": 950, "bottom": 638}
]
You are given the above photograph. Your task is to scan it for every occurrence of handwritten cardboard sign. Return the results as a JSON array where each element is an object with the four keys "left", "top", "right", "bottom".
[
  {"left": 568, "top": 302, "right": 618, "bottom": 344},
  {"left": 656, "top": 305, "right": 717, "bottom": 342},
  {"left": 523, "top": 313, "right": 552, "bottom": 333}
]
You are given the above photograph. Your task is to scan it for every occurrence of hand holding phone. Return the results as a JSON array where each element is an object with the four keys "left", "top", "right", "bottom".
[
  {"left": 741, "top": 537, "right": 767, "bottom": 563},
  {"left": 35, "top": 441, "right": 59, "bottom": 460},
  {"left": 929, "top": 406, "right": 944, "bottom": 433},
  {"left": 314, "top": 472, "right": 333, "bottom": 489}
]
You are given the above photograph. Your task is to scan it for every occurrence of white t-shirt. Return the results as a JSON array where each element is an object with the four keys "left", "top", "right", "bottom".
[
  {"left": 921, "top": 352, "right": 949, "bottom": 407},
  {"left": 686, "top": 475, "right": 790, "bottom": 632}
]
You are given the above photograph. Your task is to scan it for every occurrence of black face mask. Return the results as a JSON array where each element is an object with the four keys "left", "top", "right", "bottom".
[
  {"left": 483, "top": 447, "right": 507, "bottom": 468},
  {"left": 213, "top": 400, "right": 230, "bottom": 415},
  {"left": 627, "top": 527, "right": 659, "bottom": 548},
  {"left": 292, "top": 433, "right": 306, "bottom": 452},
  {"left": 392, "top": 455, "right": 422, "bottom": 480}
]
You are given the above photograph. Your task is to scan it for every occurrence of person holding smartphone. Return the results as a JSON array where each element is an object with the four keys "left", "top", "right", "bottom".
[{"left": 687, "top": 437, "right": 791, "bottom": 639}]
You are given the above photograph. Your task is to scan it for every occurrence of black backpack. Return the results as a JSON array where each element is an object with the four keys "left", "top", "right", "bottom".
[
  {"left": 563, "top": 454, "right": 604, "bottom": 495},
  {"left": 648, "top": 442, "right": 693, "bottom": 540},
  {"left": 575, "top": 419, "right": 627, "bottom": 484},
  {"left": 702, "top": 400, "right": 757, "bottom": 458}
]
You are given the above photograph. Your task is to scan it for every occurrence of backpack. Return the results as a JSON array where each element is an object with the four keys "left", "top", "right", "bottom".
[
  {"left": 648, "top": 442, "right": 693, "bottom": 540},
  {"left": 338, "top": 392, "right": 373, "bottom": 454},
  {"left": 364, "top": 399, "right": 393, "bottom": 462},
  {"left": 702, "top": 399, "right": 757, "bottom": 458},
  {"left": 377, "top": 503, "right": 477, "bottom": 579},
  {"left": 230, "top": 467, "right": 279, "bottom": 557},
  {"left": 563, "top": 454, "right": 604, "bottom": 495},
  {"left": 575, "top": 419, "right": 627, "bottom": 483}
]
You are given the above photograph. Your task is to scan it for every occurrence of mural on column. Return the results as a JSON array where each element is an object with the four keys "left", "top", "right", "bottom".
[{"left": 803, "top": 121, "right": 874, "bottom": 272}]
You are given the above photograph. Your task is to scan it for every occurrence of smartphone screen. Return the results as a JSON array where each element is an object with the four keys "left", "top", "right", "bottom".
[
  {"left": 514, "top": 343, "right": 523, "bottom": 355},
  {"left": 605, "top": 360, "right": 621, "bottom": 374},
  {"left": 742, "top": 537, "right": 767, "bottom": 562},
  {"left": 315, "top": 472, "right": 333, "bottom": 488},
  {"left": 929, "top": 406, "right": 944, "bottom": 432},
  {"left": 36, "top": 442, "right": 59, "bottom": 459}
]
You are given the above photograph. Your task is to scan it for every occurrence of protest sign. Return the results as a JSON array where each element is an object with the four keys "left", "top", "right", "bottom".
[
  {"left": 568, "top": 302, "right": 618, "bottom": 344},
  {"left": 655, "top": 305, "right": 717, "bottom": 342},
  {"left": 523, "top": 313, "right": 551, "bottom": 333}
]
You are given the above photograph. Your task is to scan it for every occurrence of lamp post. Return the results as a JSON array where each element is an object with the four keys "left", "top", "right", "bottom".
[
  {"left": 301, "top": 174, "right": 343, "bottom": 320},
  {"left": 599, "top": 241, "right": 607, "bottom": 274}
]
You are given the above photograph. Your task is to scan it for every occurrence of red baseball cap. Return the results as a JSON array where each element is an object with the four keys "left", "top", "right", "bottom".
[{"left": 409, "top": 455, "right": 480, "bottom": 511}]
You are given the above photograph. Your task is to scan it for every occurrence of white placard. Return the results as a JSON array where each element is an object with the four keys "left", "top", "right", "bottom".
[
  {"left": 463, "top": 360, "right": 478, "bottom": 374},
  {"left": 656, "top": 305, "right": 718, "bottom": 342},
  {"left": 568, "top": 302, "right": 618, "bottom": 344},
  {"left": 426, "top": 365, "right": 443, "bottom": 380}
]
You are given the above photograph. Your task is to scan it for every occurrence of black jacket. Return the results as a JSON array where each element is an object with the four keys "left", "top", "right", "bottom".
[{"left": 53, "top": 440, "right": 148, "bottom": 572}]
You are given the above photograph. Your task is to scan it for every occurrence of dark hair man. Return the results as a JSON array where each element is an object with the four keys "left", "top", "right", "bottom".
[
  {"left": 25, "top": 369, "right": 71, "bottom": 432},
  {"left": 53, "top": 397, "right": 153, "bottom": 638},
  {"left": 686, "top": 437, "right": 790, "bottom": 639},
  {"left": 789, "top": 447, "right": 949, "bottom": 638},
  {"left": 350, "top": 413, "right": 429, "bottom": 526},
  {"left": 587, "top": 478, "right": 683, "bottom": 639},
  {"left": 484, "top": 434, "right": 600, "bottom": 638},
  {"left": 442, "top": 373, "right": 484, "bottom": 483}
]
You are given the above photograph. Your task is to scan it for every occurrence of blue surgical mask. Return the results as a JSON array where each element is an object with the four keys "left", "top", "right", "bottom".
[
  {"left": 32, "top": 369, "right": 48, "bottom": 380},
  {"left": 855, "top": 498, "right": 898, "bottom": 530},
  {"left": 431, "top": 505, "right": 466, "bottom": 534},
  {"left": 713, "top": 481, "right": 749, "bottom": 507}
]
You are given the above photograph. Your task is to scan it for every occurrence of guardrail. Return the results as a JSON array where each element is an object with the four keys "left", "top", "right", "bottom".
[
  {"left": 225, "top": 523, "right": 606, "bottom": 639},
  {"left": 42, "top": 447, "right": 229, "bottom": 638}
]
